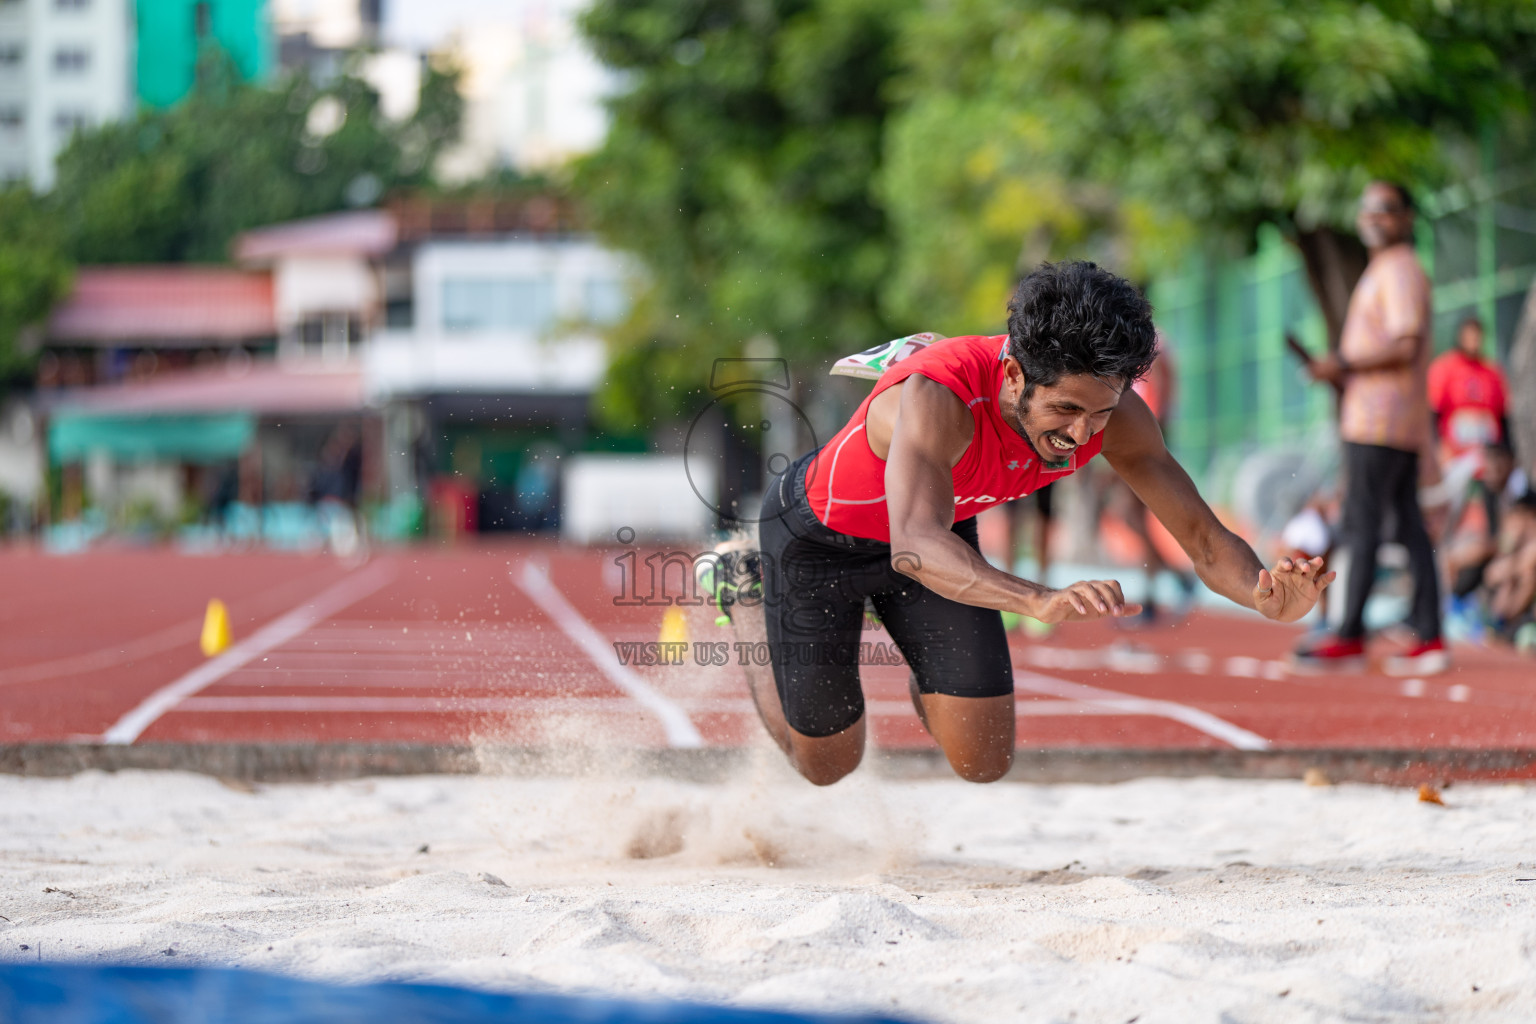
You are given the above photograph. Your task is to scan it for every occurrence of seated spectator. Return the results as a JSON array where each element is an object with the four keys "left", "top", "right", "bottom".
[
  {"left": 1483, "top": 491, "right": 1536, "bottom": 652},
  {"left": 1443, "top": 442, "right": 1517, "bottom": 601}
]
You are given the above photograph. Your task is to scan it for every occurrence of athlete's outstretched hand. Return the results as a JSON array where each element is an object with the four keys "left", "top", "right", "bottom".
[
  {"left": 1253, "top": 556, "right": 1335, "bottom": 623},
  {"left": 1030, "top": 580, "right": 1143, "bottom": 624}
]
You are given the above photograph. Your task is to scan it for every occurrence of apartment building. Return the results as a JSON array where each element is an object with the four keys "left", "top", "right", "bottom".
[{"left": 0, "top": 0, "right": 133, "bottom": 188}]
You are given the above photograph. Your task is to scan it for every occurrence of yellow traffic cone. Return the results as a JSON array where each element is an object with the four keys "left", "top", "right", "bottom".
[
  {"left": 200, "top": 599, "right": 231, "bottom": 657},
  {"left": 659, "top": 605, "right": 689, "bottom": 647}
]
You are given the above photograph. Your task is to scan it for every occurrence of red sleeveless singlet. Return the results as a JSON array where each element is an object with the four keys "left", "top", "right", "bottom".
[{"left": 803, "top": 334, "right": 1105, "bottom": 542}]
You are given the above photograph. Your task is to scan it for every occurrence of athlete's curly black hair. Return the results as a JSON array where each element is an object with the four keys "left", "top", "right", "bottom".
[{"left": 1005, "top": 260, "right": 1158, "bottom": 396}]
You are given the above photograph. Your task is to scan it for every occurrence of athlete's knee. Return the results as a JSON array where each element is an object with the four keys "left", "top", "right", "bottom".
[
  {"left": 939, "top": 729, "right": 1015, "bottom": 783},
  {"left": 787, "top": 728, "right": 864, "bottom": 786},
  {"left": 795, "top": 757, "right": 861, "bottom": 787},
  {"left": 949, "top": 748, "right": 1013, "bottom": 783}
]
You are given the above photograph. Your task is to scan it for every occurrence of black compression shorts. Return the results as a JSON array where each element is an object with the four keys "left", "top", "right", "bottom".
[{"left": 757, "top": 452, "right": 1014, "bottom": 738}]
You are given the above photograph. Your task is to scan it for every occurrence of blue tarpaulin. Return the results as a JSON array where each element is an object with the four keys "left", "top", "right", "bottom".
[{"left": 0, "top": 964, "right": 919, "bottom": 1024}]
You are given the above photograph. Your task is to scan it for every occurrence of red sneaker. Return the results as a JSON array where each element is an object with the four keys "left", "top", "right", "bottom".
[
  {"left": 1383, "top": 638, "right": 1450, "bottom": 677},
  {"left": 1290, "top": 635, "right": 1366, "bottom": 672}
]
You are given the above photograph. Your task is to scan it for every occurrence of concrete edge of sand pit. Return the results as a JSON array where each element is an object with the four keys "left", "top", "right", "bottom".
[{"left": 2, "top": 743, "right": 1535, "bottom": 786}]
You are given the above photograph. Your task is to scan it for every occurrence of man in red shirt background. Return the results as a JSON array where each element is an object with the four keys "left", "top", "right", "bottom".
[{"left": 1428, "top": 315, "right": 1510, "bottom": 469}]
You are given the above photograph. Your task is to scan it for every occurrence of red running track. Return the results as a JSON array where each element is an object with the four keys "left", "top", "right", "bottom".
[{"left": 2, "top": 543, "right": 1534, "bottom": 765}]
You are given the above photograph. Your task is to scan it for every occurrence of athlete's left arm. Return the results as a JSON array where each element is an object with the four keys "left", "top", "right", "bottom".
[{"left": 1101, "top": 391, "right": 1334, "bottom": 622}]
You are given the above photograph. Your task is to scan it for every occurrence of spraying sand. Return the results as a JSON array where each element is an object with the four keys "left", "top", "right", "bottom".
[{"left": 1, "top": 755, "right": 1534, "bottom": 1022}]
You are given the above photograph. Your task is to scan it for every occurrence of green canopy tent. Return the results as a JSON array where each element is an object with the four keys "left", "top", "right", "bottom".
[{"left": 49, "top": 413, "right": 256, "bottom": 464}]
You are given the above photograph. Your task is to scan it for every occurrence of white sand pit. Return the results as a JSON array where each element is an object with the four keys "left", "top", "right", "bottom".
[{"left": 2, "top": 757, "right": 1535, "bottom": 1022}]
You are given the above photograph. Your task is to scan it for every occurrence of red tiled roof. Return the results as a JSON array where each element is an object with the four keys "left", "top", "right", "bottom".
[
  {"left": 47, "top": 267, "right": 276, "bottom": 345},
  {"left": 234, "top": 209, "right": 398, "bottom": 263},
  {"left": 50, "top": 359, "right": 366, "bottom": 416}
]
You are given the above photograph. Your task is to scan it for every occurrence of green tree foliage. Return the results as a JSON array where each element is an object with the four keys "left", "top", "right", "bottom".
[
  {"left": 49, "top": 53, "right": 464, "bottom": 264},
  {"left": 579, "top": 0, "right": 1536, "bottom": 423},
  {"left": 0, "top": 188, "right": 72, "bottom": 388},
  {"left": 575, "top": 0, "right": 913, "bottom": 428},
  {"left": 882, "top": 0, "right": 1536, "bottom": 341}
]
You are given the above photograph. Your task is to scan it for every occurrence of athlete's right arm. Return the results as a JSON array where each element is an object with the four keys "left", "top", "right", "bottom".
[{"left": 880, "top": 376, "right": 1135, "bottom": 623}]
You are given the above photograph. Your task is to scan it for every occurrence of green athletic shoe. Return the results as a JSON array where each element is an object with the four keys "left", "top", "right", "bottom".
[
  {"left": 698, "top": 546, "right": 763, "bottom": 627},
  {"left": 864, "top": 597, "right": 882, "bottom": 630}
]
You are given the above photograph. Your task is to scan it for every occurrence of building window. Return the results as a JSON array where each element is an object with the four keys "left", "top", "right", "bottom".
[
  {"left": 53, "top": 47, "right": 90, "bottom": 74},
  {"left": 0, "top": 107, "right": 21, "bottom": 130},
  {"left": 0, "top": 43, "right": 23, "bottom": 68},
  {"left": 441, "top": 277, "right": 556, "bottom": 333},
  {"left": 53, "top": 109, "right": 88, "bottom": 135},
  {"left": 295, "top": 313, "right": 362, "bottom": 356},
  {"left": 583, "top": 277, "right": 627, "bottom": 325}
]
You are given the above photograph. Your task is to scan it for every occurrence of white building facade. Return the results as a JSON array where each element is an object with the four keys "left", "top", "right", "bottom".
[
  {"left": 364, "top": 235, "right": 628, "bottom": 525},
  {"left": 233, "top": 208, "right": 399, "bottom": 362},
  {"left": 366, "top": 237, "right": 624, "bottom": 400},
  {"left": 0, "top": 0, "right": 133, "bottom": 188}
]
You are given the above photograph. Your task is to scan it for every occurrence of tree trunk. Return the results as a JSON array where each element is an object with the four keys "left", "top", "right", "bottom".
[
  {"left": 1509, "top": 277, "right": 1536, "bottom": 476},
  {"left": 1293, "top": 226, "right": 1369, "bottom": 354}
]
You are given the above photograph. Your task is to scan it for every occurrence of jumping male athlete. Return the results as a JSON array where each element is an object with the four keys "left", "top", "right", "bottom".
[{"left": 722, "top": 261, "right": 1334, "bottom": 786}]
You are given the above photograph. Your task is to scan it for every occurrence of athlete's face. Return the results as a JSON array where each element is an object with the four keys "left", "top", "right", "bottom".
[{"left": 1001, "top": 360, "right": 1125, "bottom": 463}]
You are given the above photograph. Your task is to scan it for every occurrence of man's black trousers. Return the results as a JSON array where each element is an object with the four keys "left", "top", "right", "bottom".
[{"left": 1338, "top": 441, "right": 1441, "bottom": 642}]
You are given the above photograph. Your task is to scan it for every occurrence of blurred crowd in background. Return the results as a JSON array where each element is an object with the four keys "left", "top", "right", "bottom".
[{"left": 0, "top": 0, "right": 1535, "bottom": 653}]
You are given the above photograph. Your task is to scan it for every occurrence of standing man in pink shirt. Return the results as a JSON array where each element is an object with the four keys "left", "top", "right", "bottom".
[{"left": 1297, "top": 182, "right": 1446, "bottom": 674}]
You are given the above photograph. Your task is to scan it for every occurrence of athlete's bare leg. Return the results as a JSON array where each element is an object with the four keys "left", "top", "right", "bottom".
[
  {"left": 743, "top": 651, "right": 866, "bottom": 785},
  {"left": 918, "top": 692, "right": 1015, "bottom": 782},
  {"left": 741, "top": 647, "right": 792, "bottom": 755},
  {"left": 759, "top": 643, "right": 1004, "bottom": 785},
  {"left": 907, "top": 670, "right": 1013, "bottom": 782},
  {"left": 720, "top": 541, "right": 1008, "bottom": 786},
  {"left": 720, "top": 539, "right": 867, "bottom": 786},
  {"left": 906, "top": 671, "right": 930, "bottom": 730}
]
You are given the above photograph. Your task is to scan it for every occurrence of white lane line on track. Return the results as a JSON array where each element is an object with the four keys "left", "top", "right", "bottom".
[
  {"left": 1024, "top": 644, "right": 1295, "bottom": 682},
  {"left": 513, "top": 561, "right": 704, "bottom": 749},
  {"left": 181, "top": 696, "right": 668, "bottom": 714},
  {"left": 100, "top": 562, "right": 397, "bottom": 745},
  {"left": 1012, "top": 668, "right": 1272, "bottom": 751},
  {"left": 212, "top": 671, "right": 618, "bottom": 687},
  {"left": 172, "top": 695, "right": 1141, "bottom": 717}
]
